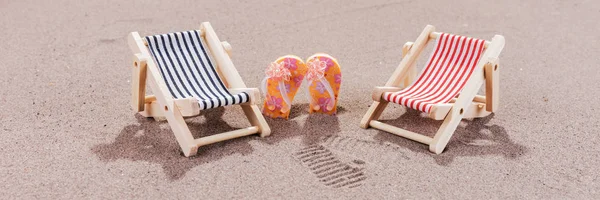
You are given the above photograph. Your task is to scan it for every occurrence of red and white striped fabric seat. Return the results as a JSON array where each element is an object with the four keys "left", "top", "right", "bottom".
[{"left": 383, "top": 33, "right": 486, "bottom": 113}]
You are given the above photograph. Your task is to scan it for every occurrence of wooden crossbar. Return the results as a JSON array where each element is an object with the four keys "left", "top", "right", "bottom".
[
  {"left": 429, "top": 32, "right": 491, "bottom": 47},
  {"left": 369, "top": 120, "right": 433, "bottom": 144},
  {"left": 194, "top": 126, "right": 259, "bottom": 147}
]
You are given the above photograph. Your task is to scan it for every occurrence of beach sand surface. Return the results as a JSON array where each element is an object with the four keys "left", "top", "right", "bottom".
[{"left": 1, "top": 0, "right": 599, "bottom": 198}]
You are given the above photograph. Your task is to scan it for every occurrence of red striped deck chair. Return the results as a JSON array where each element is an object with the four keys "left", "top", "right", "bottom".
[
  {"left": 360, "top": 25, "right": 505, "bottom": 154},
  {"left": 127, "top": 22, "right": 270, "bottom": 157}
]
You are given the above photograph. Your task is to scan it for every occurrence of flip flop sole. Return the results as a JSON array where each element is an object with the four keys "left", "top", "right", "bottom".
[
  {"left": 262, "top": 55, "right": 307, "bottom": 119},
  {"left": 307, "top": 53, "right": 341, "bottom": 115}
]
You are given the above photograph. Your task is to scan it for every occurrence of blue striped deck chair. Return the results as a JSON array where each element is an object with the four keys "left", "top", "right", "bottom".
[{"left": 127, "top": 22, "right": 270, "bottom": 157}]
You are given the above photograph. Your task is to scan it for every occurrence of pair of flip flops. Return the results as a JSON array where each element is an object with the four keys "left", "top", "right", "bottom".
[{"left": 261, "top": 54, "right": 342, "bottom": 119}]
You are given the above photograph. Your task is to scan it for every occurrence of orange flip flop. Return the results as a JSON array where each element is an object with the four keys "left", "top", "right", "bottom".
[
  {"left": 305, "top": 53, "right": 341, "bottom": 115},
  {"left": 261, "top": 56, "right": 307, "bottom": 119}
]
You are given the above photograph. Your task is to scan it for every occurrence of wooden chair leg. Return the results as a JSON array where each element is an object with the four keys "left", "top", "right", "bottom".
[
  {"left": 360, "top": 101, "right": 389, "bottom": 129},
  {"left": 429, "top": 107, "right": 465, "bottom": 154},
  {"left": 241, "top": 105, "right": 271, "bottom": 137},
  {"left": 162, "top": 101, "right": 198, "bottom": 157},
  {"left": 485, "top": 58, "right": 500, "bottom": 112}
]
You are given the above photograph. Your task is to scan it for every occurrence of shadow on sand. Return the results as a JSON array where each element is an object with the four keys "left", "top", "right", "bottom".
[
  {"left": 373, "top": 109, "right": 528, "bottom": 165},
  {"left": 93, "top": 102, "right": 522, "bottom": 179},
  {"left": 261, "top": 103, "right": 344, "bottom": 145},
  {"left": 92, "top": 107, "right": 255, "bottom": 180},
  {"left": 92, "top": 104, "right": 344, "bottom": 181}
]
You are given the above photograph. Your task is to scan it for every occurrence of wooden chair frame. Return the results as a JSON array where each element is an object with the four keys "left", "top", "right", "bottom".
[
  {"left": 360, "top": 25, "right": 505, "bottom": 154},
  {"left": 127, "top": 22, "right": 271, "bottom": 157}
]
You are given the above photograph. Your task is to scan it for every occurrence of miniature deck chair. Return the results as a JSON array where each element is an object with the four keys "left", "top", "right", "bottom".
[
  {"left": 127, "top": 22, "right": 270, "bottom": 157},
  {"left": 360, "top": 25, "right": 505, "bottom": 154}
]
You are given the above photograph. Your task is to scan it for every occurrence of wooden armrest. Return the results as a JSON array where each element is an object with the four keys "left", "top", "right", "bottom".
[
  {"left": 229, "top": 88, "right": 260, "bottom": 105},
  {"left": 173, "top": 97, "right": 200, "bottom": 116},
  {"left": 372, "top": 86, "right": 403, "bottom": 102},
  {"left": 401, "top": 42, "right": 418, "bottom": 88},
  {"left": 402, "top": 42, "right": 414, "bottom": 56},
  {"left": 222, "top": 41, "right": 232, "bottom": 57},
  {"left": 140, "top": 96, "right": 200, "bottom": 118}
]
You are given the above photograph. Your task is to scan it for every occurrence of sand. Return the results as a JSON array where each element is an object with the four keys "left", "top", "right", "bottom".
[{"left": 1, "top": 0, "right": 599, "bottom": 198}]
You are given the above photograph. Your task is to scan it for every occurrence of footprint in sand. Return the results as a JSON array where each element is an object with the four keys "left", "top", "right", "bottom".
[
  {"left": 319, "top": 135, "right": 410, "bottom": 164},
  {"left": 293, "top": 145, "right": 367, "bottom": 189}
]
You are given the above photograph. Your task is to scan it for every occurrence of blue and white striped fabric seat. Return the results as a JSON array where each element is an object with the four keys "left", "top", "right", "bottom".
[{"left": 145, "top": 30, "right": 250, "bottom": 110}]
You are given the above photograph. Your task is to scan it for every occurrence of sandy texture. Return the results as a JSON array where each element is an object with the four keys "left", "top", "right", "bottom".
[{"left": 1, "top": 0, "right": 599, "bottom": 199}]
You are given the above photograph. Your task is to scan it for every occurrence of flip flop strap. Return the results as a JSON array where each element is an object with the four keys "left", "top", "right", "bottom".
[
  {"left": 306, "top": 77, "right": 336, "bottom": 109},
  {"left": 260, "top": 77, "right": 269, "bottom": 99},
  {"left": 278, "top": 80, "right": 291, "bottom": 111},
  {"left": 261, "top": 77, "right": 291, "bottom": 111}
]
